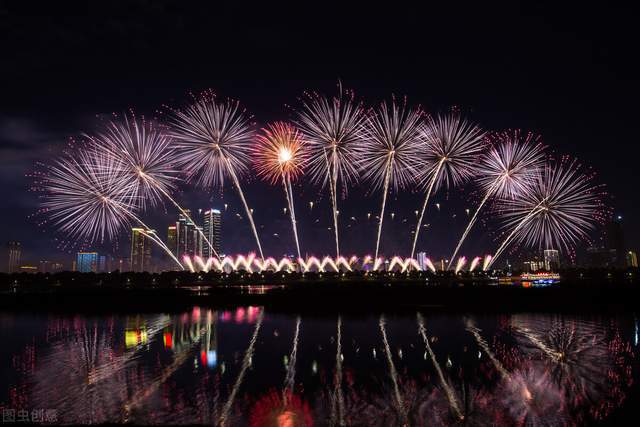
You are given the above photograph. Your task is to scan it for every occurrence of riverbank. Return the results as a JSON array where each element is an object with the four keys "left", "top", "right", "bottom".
[{"left": 1, "top": 279, "right": 639, "bottom": 314}]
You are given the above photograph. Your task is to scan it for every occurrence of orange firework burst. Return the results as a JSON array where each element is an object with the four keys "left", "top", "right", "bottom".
[
  {"left": 254, "top": 122, "right": 308, "bottom": 258},
  {"left": 254, "top": 122, "right": 309, "bottom": 184}
]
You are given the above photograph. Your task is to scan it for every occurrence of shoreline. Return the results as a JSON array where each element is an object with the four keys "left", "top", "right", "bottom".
[{"left": 1, "top": 280, "right": 639, "bottom": 314}]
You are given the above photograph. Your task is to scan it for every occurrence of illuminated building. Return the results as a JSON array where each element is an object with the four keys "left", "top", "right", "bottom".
[
  {"left": 167, "top": 225, "right": 177, "bottom": 255},
  {"left": 416, "top": 252, "right": 428, "bottom": 271},
  {"left": 76, "top": 252, "right": 98, "bottom": 272},
  {"left": 203, "top": 208, "right": 222, "bottom": 258},
  {"left": 7, "top": 241, "right": 21, "bottom": 273},
  {"left": 628, "top": 251, "right": 638, "bottom": 268},
  {"left": 130, "top": 228, "right": 152, "bottom": 272},
  {"left": 543, "top": 249, "right": 560, "bottom": 271},
  {"left": 39, "top": 260, "right": 51, "bottom": 273},
  {"left": 19, "top": 265, "right": 37, "bottom": 273},
  {"left": 176, "top": 209, "right": 199, "bottom": 259},
  {"left": 523, "top": 258, "right": 543, "bottom": 273}
]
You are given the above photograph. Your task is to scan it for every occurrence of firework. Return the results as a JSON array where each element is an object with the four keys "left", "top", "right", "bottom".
[
  {"left": 379, "top": 315, "right": 409, "bottom": 425},
  {"left": 359, "top": 100, "right": 423, "bottom": 258},
  {"left": 410, "top": 113, "right": 485, "bottom": 259},
  {"left": 331, "top": 316, "right": 345, "bottom": 426},
  {"left": 448, "top": 131, "right": 545, "bottom": 268},
  {"left": 41, "top": 149, "right": 136, "bottom": 243},
  {"left": 169, "top": 91, "right": 264, "bottom": 259},
  {"left": 219, "top": 309, "right": 264, "bottom": 426},
  {"left": 417, "top": 313, "right": 464, "bottom": 421},
  {"left": 283, "top": 317, "right": 301, "bottom": 405},
  {"left": 41, "top": 148, "right": 183, "bottom": 268},
  {"left": 254, "top": 122, "right": 309, "bottom": 258},
  {"left": 296, "top": 84, "right": 366, "bottom": 257},
  {"left": 489, "top": 158, "right": 605, "bottom": 268},
  {"left": 91, "top": 115, "right": 220, "bottom": 259}
]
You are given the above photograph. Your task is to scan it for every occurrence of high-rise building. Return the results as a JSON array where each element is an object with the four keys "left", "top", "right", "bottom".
[
  {"left": 543, "top": 249, "right": 560, "bottom": 271},
  {"left": 7, "top": 241, "right": 21, "bottom": 273},
  {"left": 203, "top": 208, "right": 222, "bottom": 258},
  {"left": 39, "top": 260, "right": 51, "bottom": 273},
  {"left": 606, "top": 216, "right": 626, "bottom": 268},
  {"left": 76, "top": 252, "right": 98, "bottom": 273},
  {"left": 416, "top": 252, "right": 428, "bottom": 271},
  {"left": 131, "top": 228, "right": 153, "bottom": 272},
  {"left": 627, "top": 251, "right": 638, "bottom": 268},
  {"left": 167, "top": 225, "right": 177, "bottom": 255},
  {"left": 176, "top": 210, "right": 199, "bottom": 259}
]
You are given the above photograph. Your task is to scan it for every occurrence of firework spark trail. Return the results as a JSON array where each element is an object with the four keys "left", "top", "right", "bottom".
[
  {"left": 324, "top": 147, "right": 341, "bottom": 257},
  {"left": 488, "top": 201, "right": 546, "bottom": 269},
  {"left": 374, "top": 157, "right": 393, "bottom": 259},
  {"left": 227, "top": 163, "right": 264, "bottom": 260},
  {"left": 219, "top": 309, "right": 264, "bottom": 427},
  {"left": 283, "top": 174, "right": 301, "bottom": 258},
  {"left": 297, "top": 85, "right": 366, "bottom": 258},
  {"left": 512, "top": 325, "right": 564, "bottom": 361},
  {"left": 448, "top": 181, "right": 497, "bottom": 270},
  {"left": 283, "top": 316, "right": 301, "bottom": 406},
  {"left": 465, "top": 318, "right": 511, "bottom": 381},
  {"left": 330, "top": 316, "right": 346, "bottom": 427},
  {"left": 417, "top": 313, "right": 464, "bottom": 421},
  {"left": 410, "top": 158, "right": 444, "bottom": 259},
  {"left": 379, "top": 315, "right": 408, "bottom": 425},
  {"left": 136, "top": 228, "right": 183, "bottom": 269}
]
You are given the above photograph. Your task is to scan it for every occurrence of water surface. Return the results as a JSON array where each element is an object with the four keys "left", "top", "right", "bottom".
[{"left": 0, "top": 308, "right": 637, "bottom": 425}]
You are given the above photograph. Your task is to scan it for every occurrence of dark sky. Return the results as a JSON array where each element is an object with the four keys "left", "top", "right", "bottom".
[{"left": 1, "top": 1, "right": 638, "bottom": 267}]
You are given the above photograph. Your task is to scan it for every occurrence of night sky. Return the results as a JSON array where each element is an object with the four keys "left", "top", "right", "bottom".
[{"left": 1, "top": 2, "right": 638, "bottom": 268}]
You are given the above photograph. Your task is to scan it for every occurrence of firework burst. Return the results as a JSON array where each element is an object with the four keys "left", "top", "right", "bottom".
[
  {"left": 254, "top": 122, "right": 309, "bottom": 258},
  {"left": 89, "top": 114, "right": 178, "bottom": 209},
  {"left": 359, "top": 99, "right": 423, "bottom": 258},
  {"left": 448, "top": 130, "right": 545, "bottom": 268},
  {"left": 90, "top": 114, "right": 220, "bottom": 258},
  {"left": 169, "top": 91, "right": 263, "bottom": 259},
  {"left": 40, "top": 148, "right": 137, "bottom": 243},
  {"left": 489, "top": 158, "right": 606, "bottom": 267},
  {"left": 40, "top": 148, "right": 183, "bottom": 268},
  {"left": 296, "top": 84, "right": 366, "bottom": 256},
  {"left": 410, "top": 113, "right": 485, "bottom": 259}
]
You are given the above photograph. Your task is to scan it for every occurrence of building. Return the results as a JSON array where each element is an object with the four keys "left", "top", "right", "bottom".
[
  {"left": 7, "top": 241, "right": 21, "bottom": 273},
  {"left": 416, "top": 252, "right": 428, "bottom": 271},
  {"left": 203, "top": 208, "right": 222, "bottom": 258},
  {"left": 76, "top": 252, "right": 98, "bottom": 272},
  {"left": 606, "top": 216, "right": 626, "bottom": 268},
  {"left": 167, "top": 225, "right": 177, "bottom": 255},
  {"left": 586, "top": 246, "right": 616, "bottom": 268},
  {"left": 39, "top": 260, "right": 51, "bottom": 273},
  {"left": 523, "top": 256, "right": 543, "bottom": 272},
  {"left": 543, "top": 249, "right": 560, "bottom": 271},
  {"left": 131, "top": 228, "right": 153, "bottom": 272},
  {"left": 19, "top": 265, "right": 37, "bottom": 273},
  {"left": 176, "top": 210, "right": 199, "bottom": 259},
  {"left": 628, "top": 251, "right": 638, "bottom": 268}
]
